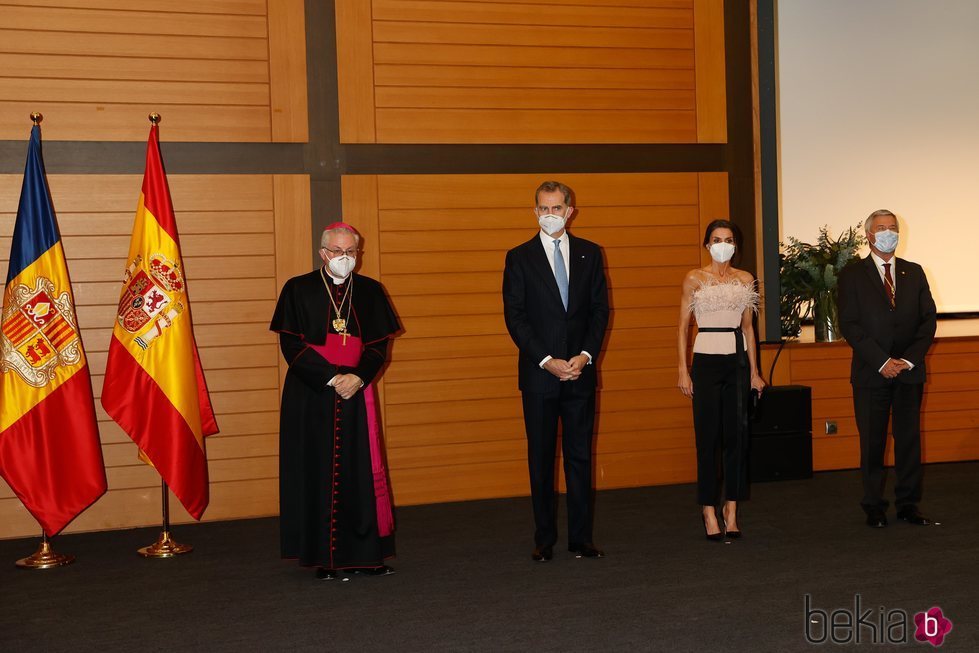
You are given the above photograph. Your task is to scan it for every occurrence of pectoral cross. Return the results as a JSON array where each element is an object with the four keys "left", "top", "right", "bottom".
[{"left": 340, "top": 331, "right": 349, "bottom": 346}]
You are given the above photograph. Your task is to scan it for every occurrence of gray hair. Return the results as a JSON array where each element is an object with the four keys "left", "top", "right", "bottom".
[
  {"left": 864, "top": 209, "right": 898, "bottom": 233},
  {"left": 535, "top": 180, "right": 573, "bottom": 206},
  {"left": 320, "top": 226, "right": 361, "bottom": 249}
]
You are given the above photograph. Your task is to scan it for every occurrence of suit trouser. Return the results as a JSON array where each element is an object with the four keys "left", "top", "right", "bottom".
[
  {"left": 691, "top": 353, "right": 750, "bottom": 505},
  {"left": 521, "top": 383, "right": 596, "bottom": 547},
  {"left": 852, "top": 382, "right": 924, "bottom": 511}
]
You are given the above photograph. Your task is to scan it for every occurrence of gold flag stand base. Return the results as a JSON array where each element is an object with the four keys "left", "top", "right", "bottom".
[
  {"left": 16, "top": 538, "right": 74, "bottom": 569},
  {"left": 138, "top": 481, "right": 193, "bottom": 558},
  {"left": 137, "top": 530, "right": 193, "bottom": 558}
]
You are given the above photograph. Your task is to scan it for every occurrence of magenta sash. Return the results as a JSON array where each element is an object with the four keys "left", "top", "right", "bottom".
[{"left": 308, "top": 337, "right": 394, "bottom": 537}]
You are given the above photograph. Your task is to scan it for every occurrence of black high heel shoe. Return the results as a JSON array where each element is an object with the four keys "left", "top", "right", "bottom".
[
  {"left": 703, "top": 513, "right": 724, "bottom": 542},
  {"left": 723, "top": 509, "right": 742, "bottom": 539}
]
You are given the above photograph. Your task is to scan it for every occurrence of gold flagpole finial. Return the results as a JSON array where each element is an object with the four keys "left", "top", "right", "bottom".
[
  {"left": 30, "top": 112, "right": 43, "bottom": 125},
  {"left": 148, "top": 113, "right": 161, "bottom": 125}
]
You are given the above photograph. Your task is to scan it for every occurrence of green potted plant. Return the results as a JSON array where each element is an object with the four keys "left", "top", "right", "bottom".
[{"left": 779, "top": 224, "right": 866, "bottom": 342}]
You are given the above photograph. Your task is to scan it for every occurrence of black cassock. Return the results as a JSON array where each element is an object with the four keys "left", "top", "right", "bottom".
[{"left": 270, "top": 269, "right": 400, "bottom": 569}]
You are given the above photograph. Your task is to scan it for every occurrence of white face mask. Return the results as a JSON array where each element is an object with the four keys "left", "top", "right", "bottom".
[
  {"left": 709, "top": 242, "right": 736, "bottom": 263},
  {"left": 537, "top": 212, "right": 567, "bottom": 236},
  {"left": 327, "top": 255, "right": 356, "bottom": 278},
  {"left": 872, "top": 229, "right": 899, "bottom": 253}
]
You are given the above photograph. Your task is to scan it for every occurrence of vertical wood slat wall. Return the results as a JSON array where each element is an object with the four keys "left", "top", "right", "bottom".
[
  {"left": 0, "top": 0, "right": 308, "bottom": 142},
  {"left": 344, "top": 171, "right": 729, "bottom": 505},
  {"left": 0, "top": 173, "right": 310, "bottom": 538},
  {"left": 763, "top": 340, "right": 979, "bottom": 471},
  {"left": 336, "top": 0, "right": 726, "bottom": 143},
  {"left": 0, "top": 0, "right": 310, "bottom": 539}
]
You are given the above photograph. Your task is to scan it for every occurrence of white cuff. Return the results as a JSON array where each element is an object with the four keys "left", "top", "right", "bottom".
[
  {"left": 581, "top": 351, "right": 593, "bottom": 365},
  {"left": 901, "top": 359, "right": 914, "bottom": 370},
  {"left": 539, "top": 355, "right": 553, "bottom": 368}
]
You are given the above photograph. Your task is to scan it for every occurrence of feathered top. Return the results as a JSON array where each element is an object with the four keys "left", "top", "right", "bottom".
[{"left": 689, "top": 279, "right": 760, "bottom": 355}]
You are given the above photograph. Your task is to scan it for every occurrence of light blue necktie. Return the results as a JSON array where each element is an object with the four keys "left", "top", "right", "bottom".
[{"left": 553, "top": 239, "right": 569, "bottom": 310}]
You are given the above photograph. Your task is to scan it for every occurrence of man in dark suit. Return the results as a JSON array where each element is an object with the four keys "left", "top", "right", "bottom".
[
  {"left": 837, "top": 209, "right": 937, "bottom": 529},
  {"left": 502, "top": 180, "right": 610, "bottom": 562}
]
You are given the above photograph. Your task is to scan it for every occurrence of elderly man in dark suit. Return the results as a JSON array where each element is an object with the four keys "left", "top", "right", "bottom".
[
  {"left": 837, "top": 209, "right": 937, "bottom": 529},
  {"left": 502, "top": 180, "right": 610, "bottom": 562}
]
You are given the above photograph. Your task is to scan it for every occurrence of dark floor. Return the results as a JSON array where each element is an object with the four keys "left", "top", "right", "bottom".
[{"left": 1, "top": 463, "right": 976, "bottom": 652}]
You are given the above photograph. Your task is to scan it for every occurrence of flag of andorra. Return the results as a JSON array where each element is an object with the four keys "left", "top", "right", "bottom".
[
  {"left": 0, "top": 124, "right": 106, "bottom": 536},
  {"left": 101, "top": 122, "right": 218, "bottom": 520}
]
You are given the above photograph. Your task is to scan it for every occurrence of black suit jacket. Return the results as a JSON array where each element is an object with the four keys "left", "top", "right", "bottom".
[
  {"left": 502, "top": 233, "right": 610, "bottom": 394},
  {"left": 837, "top": 255, "right": 937, "bottom": 387}
]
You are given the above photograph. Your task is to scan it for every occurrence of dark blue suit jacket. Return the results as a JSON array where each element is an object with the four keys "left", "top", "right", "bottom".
[
  {"left": 502, "top": 233, "right": 610, "bottom": 394},
  {"left": 837, "top": 255, "right": 937, "bottom": 387}
]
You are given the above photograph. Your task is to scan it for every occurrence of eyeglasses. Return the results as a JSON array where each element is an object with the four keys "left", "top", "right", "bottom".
[{"left": 323, "top": 247, "right": 359, "bottom": 257}]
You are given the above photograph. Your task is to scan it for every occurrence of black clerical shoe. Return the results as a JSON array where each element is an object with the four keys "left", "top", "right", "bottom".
[
  {"left": 897, "top": 507, "right": 932, "bottom": 526},
  {"left": 568, "top": 543, "right": 605, "bottom": 558},
  {"left": 865, "top": 507, "right": 888, "bottom": 528},
  {"left": 351, "top": 565, "right": 396, "bottom": 576},
  {"left": 532, "top": 545, "right": 553, "bottom": 562},
  {"left": 315, "top": 567, "right": 341, "bottom": 581}
]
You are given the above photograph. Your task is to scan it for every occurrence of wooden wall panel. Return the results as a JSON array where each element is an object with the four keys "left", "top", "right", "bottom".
[
  {"left": 760, "top": 338, "right": 979, "bottom": 472},
  {"left": 0, "top": 173, "right": 311, "bottom": 539},
  {"left": 343, "top": 172, "right": 714, "bottom": 505},
  {"left": 336, "top": 0, "right": 377, "bottom": 143},
  {"left": 0, "top": 1, "right": 308, "bottom": 142},
  {"left": 267, "top": 0, "right": 310, "bottom": 142},
  {"left": 336, "top": 0, "right": 728, "bottom": 144},
  {"left": 693, "top": 0, "right": 727, "bottom": 141}
]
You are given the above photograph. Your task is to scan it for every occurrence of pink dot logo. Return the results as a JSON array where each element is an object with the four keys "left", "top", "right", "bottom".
[{"left": 914, "top": 606, "right": 953, "bottom": 647}]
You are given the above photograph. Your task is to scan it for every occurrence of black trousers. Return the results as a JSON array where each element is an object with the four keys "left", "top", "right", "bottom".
[
  {"left": 691, "top": 353, "right": 750, "bottom": 505},
  {"left": 521, "top": 383, "right": 596, "bottom": 547},
  {"left": 852, "top": 382, "right": 924, "bottom": 511}
]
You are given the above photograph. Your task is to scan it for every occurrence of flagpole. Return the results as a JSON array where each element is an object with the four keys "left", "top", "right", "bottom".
[
  {"left": 138, "top": 480, "right": 193, "bottom": 558},
  {"left": 15, "top": 532, "right": 75, "bottom": 569}
]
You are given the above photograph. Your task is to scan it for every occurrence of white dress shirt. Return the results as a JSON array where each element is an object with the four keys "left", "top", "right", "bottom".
[
  {"left": 539, "top": 230, "right": 570, "bottom": 277},
  {"left": 869, "top": 251, "right": 896, "bottom": 291},
  {"left": 536, "top": 230, "right": 592, "bottom": 368}
]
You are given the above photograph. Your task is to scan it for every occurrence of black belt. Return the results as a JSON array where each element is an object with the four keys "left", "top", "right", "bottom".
[
  {"left": 697, "top": 327, "right": 750, "bottom": 470},
  {"left": 696, "top": 326, "right": 746, "bottom": 368}
]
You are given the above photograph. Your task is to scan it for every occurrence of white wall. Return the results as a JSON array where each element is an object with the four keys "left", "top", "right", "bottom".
[{"left": 777, "top": 0, "right": 979, "bottom": 312}]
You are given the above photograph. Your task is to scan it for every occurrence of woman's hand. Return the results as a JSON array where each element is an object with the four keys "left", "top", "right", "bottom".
[
  {"left": 678, "top": 369, "right": 694, "bottom": 397},
  {"left": 750, "top": 373, "right": 766, "bottom": 395}
]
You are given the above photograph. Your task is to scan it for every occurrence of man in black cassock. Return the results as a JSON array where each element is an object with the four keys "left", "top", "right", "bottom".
[{"left": 270, "top": 222, "right": 400, "bottom": 580}]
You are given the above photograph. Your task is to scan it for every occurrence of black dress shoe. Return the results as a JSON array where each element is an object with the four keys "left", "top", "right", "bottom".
[
  {"left": 897, "top": 507, "right": 932, "bottom": 526},
  {"left": 568, "top": 543, "right": 605, "bottom": 558},
  {"left": 865, "top": 508, "right": 888, "bottom": 528},
  {"left": 532, "top": 545, "right": 553, "bottom": 562},
  {"left": 351, "top": 565, "right": 396, "bottom": 576},
  {"left": 315, "top": 567, "right": 340, "bottom": 580}
]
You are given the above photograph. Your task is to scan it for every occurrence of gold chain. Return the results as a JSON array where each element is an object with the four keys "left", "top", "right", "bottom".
[{"left": 320, "top": 267, "right": 354, "bottom": 333}]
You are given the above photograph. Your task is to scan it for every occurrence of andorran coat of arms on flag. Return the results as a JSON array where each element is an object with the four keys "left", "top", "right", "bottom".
[
  {"left": 116, "top": 254, "right": 186, "bottom": 350},
  {"left": 1, "top": 277, "right": 83, "bottom": 388}
]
